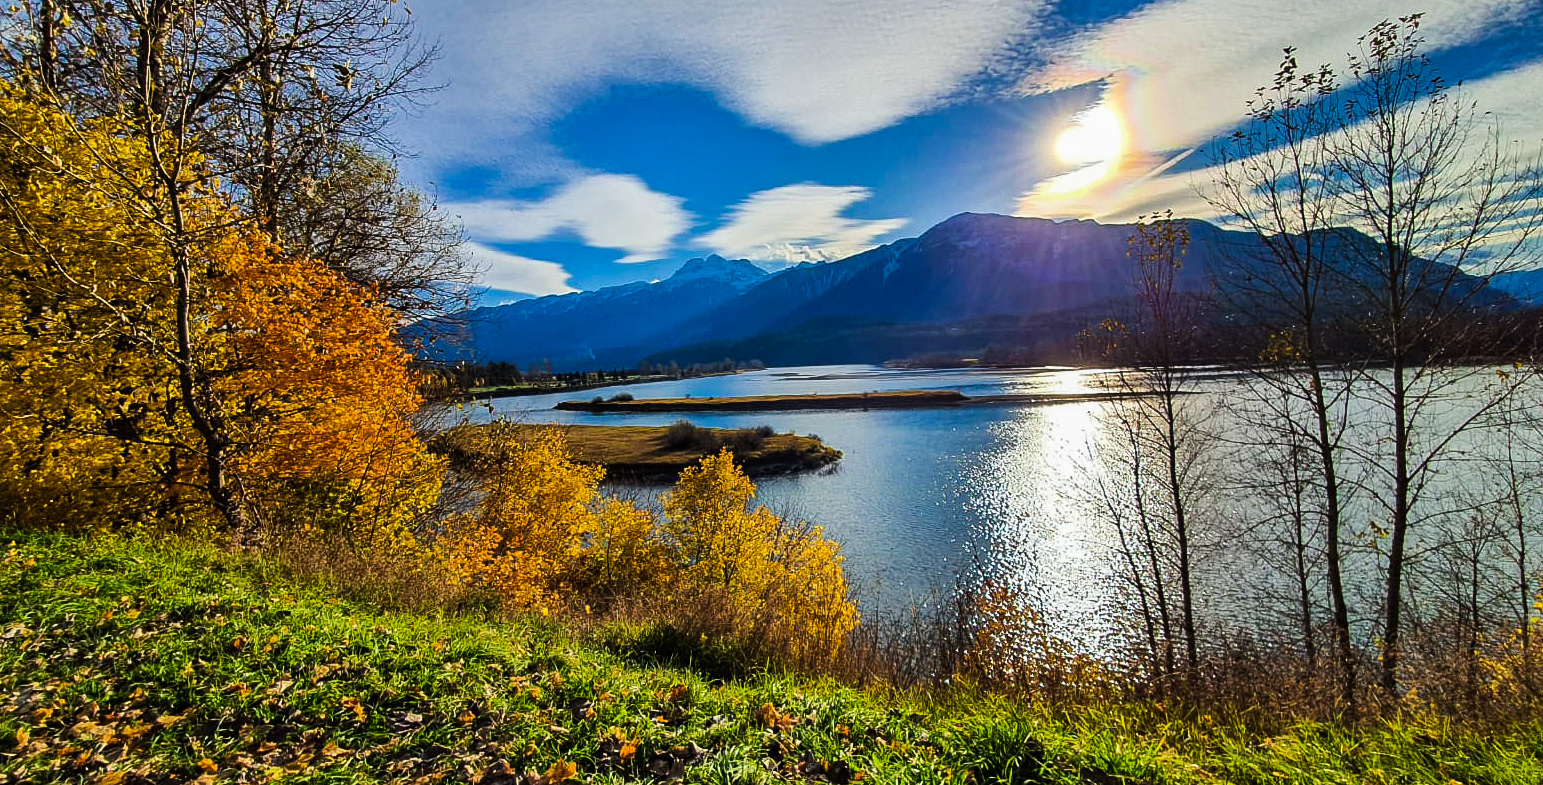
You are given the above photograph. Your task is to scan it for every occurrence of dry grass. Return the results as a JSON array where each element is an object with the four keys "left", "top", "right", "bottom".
[{"left": 432, "top": 422, "right": 840, "bottom": 480}]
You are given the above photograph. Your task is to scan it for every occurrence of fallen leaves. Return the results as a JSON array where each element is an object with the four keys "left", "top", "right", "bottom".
[
  {"left": 758, "top": 702, "right": 799, "bottom": 733},
  {"left": 340, "top": 696, "right": 367, "bottom": 723}
]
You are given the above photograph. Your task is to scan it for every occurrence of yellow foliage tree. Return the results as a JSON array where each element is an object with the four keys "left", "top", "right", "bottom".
[
  {"left": 438, "top": 426, "right": 605, "bottom": 609},
  {"left": 0, "top": 85, "right": 438, "bottom": 547},
  {"left": 0, "top": 86, "right": 200, "bottom": 529},
  {"left": 580, "top": 498, "right": 670, "bottom": 596},
  {"left": 662, "top": 449, "right": 857, "bottom": 665}
]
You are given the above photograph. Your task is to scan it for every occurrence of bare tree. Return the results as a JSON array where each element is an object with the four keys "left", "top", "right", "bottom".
[
  {"left": 1080, "top": 213, "right": 1215, "bottom": 682},
  {"left": 1207, "top": 15, "right": 1543, "bottom": 694},
  {"left": 1206, "top": 42, "right": 1364, "bottom": 709},
  {"left": 0, "top": 0, "right": 471, "bottom": 319}
]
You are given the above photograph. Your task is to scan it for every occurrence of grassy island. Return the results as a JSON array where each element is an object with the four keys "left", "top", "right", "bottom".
[{"left": 433, "top": 422, "right": 840, "bottom": 480}]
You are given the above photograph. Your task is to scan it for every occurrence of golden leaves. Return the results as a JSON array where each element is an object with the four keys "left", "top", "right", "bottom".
[
  {"left": 542, "top": 759, "right": 578, "bottom": 783},
  {"left": 339, "top": 696, "right": 367, "bottom": 724},
  {"left": 662, "top": 450, "right": 857, "bottom": 665},
  {"left": 0, "top": 85, "right": 439, "bottom": 541},
  {"left": 757, "top": 702, "right": 798, "bottom": 733}
]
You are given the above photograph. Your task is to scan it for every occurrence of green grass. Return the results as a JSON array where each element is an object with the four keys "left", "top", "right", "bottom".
[{"left": 0, "top": 532, "right": 1540, "bottom": 783}]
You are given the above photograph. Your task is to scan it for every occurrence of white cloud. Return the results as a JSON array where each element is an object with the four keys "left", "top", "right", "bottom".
[
  {"left": 448, "top": 174, "right": 691, "bottom": 264},
  {"left": 398, "top": 0, "right": 1052, "bottom": 179},
  {"left": 1024, "top": 0, "right": 1533, "bottom": 155},
  {"left": 698, "top": 184, "right": 908, "bottom": 262},
  {"left": 466, "top": 243, "right": 579, "bottom": 296},
  {"left": 1015, "top": 2, "right": 1541, "bottom": 222},
  {"left": 1026, "top": 57, "right": 1543, "bottom": 235}
]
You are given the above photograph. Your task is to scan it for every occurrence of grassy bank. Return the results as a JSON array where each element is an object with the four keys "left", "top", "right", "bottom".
[
  {"left": 434, "top": 422, "right": 841, "bottom": 480},
  {"left": 462, "top": 376, "right": 676, "bottom": 402},
  {"left": 0, "top": 533, "right": 1539, "bottom": 784}
]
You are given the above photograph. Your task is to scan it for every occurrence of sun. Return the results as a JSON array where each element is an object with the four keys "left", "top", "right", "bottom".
[{"left": 1054, "top": 104, "right": 1125, "bottom": 167}]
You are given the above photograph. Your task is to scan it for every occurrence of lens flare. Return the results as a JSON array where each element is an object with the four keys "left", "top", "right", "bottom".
[{"left": 1055, "top": 104, "right": 1125, "bottom": 166}]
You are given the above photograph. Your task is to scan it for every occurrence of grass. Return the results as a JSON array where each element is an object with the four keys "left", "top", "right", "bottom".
[
  {"left": 435, "top": 423, "right": 841, "bottom": 480},
  {"left": 0, "top": 532, "right": 1540, "bottom": 784}
]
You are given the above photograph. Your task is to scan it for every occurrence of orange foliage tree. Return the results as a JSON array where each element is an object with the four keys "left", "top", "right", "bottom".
[
  {"left": 210, "top": 235, "right": 442, "bottom": 544},
  {"left": 0, "top": 84, "right": 438, "bottom": 543}
]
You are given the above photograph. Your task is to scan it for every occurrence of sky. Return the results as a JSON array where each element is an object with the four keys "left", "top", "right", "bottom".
[{"left": 390, "top": 0, "right": 1543, "bottom": 303}]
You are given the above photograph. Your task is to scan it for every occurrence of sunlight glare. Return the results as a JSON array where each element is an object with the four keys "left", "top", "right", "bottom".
[{"left": 1054, "top": 104, "right": 1125, "bottom": 167}]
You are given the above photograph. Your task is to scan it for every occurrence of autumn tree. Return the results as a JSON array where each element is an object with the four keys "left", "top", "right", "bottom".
[
  {"left": 0, "top": 0, "right": 472, "bottom": 319},
  {"left": 0, "top": 87, "right": 189, "bottom": 529},
  {"left": 662, "top": 450, "right": 857, "bottom": 666},
  {"left": 0, "top": 85, "right": 439, "bottom": 545}
]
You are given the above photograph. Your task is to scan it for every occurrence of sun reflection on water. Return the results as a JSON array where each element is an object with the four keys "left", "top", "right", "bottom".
[{"left": 961, "top": 400, "right": 1124, "bottom": 650}]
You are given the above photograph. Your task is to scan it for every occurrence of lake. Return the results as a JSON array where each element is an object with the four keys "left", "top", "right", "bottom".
[
  {"left": 455, "top": 367, "right": 1191, "bottom": 631},
  {"left": 453, "top": 363, "right": 1539, "bottom": 649}
]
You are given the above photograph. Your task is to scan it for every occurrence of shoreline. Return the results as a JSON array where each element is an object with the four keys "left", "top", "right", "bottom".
[{"left": 554, "top": 389, "right": 1173, "bottom": 413}]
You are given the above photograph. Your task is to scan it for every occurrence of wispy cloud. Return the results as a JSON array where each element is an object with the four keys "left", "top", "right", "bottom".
[
  {"left": 698, "top": 184, "right": 908, "bottom": 263},
  {"left": 447, "top": 174, "right": 692, "bottom": 264},
  {"left": 466, "top": 243, "right": 578, "bottom": 297},
  {"left": 1025, "top": 0, "right": 1530, "bottom": 153},
  {"left": 1039, "top": 56, "right": 1543, "bottom": 239},
  {"left": 1016, "top": 0, "right": 1537, "bottom": 220},
  {"left": 399, "top": 0, "right": 1052, "bottom": 181}
]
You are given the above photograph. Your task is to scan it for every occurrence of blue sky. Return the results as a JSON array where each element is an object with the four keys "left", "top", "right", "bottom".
[{"left": 393, "top": 0, "right": 1543, "bottom": 302}]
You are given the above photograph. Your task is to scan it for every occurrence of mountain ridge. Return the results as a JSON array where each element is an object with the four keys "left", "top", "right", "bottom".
[{"left": 422, "top": 212, "right": 1522, "bottom": 370}]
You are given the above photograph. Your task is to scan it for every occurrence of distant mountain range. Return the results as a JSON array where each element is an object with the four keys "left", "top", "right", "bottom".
[{"left": 419, "top": 213, "right": 1532, "bottom": 370}]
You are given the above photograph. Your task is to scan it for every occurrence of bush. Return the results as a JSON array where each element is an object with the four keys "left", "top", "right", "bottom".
[
  {"left": 608, "top": 392, "right": 634, "bottom": 402},
  {"left": 591, "top": 395, "right": 605, "bottom": 403},
  {"left": 665, "top": 419, "right": 701, "bottom": 449},
  {"left": 661, "top": 450, "right": 857, "bottom": 668},
  {"left": 724, "top": 428, "right": 766, "bottom": 454},
  {"left": 752, "top": 424, "right": 776, "bottom": 438}
]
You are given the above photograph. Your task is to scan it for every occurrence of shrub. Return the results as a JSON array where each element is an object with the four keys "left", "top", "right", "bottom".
[
  {"left": 723, "top": 429, "right": 766, "bottom": 454},
  {"left": 752, "top": 424, "right": 776, "bottom": 438},
  {"left": 608, "top": 392, "right": 634, "bottom": 402},
  {"left": 665, "top": 419, "right": 701, "bottom": 449},
  {"left": 436, "top": 425, "right": 605, "bottom": 610},
  {"left": 661, "top": 449, "right": 857, "bottom": 668},
  {"left": 591, "top": 395, "right": 605, "bottom": 403}
]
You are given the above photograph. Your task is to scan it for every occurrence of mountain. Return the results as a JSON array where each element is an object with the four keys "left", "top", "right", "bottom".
[
  {"left": 421, "top": 255, "right": 769, "bottom": 368},
  {"left": 1490, "top": 268, "right": 1543, "bottom": 304},
  {"left": 419, "top": 213, "right": 1510, "bottom": 371},
  {"left": 781, "top": 213, "right": 1223, "bottom": 323},
  {"left": 672, "top": 240, "right": 916, "bottom": 345}
]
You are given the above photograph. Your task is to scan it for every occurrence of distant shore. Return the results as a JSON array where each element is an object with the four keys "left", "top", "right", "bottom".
[
  {"left": 457, "top": 370, "right": 744, "bottom": 402},
  {"left": 555, "top": 389, "right": 1167, "bottom": 413}
]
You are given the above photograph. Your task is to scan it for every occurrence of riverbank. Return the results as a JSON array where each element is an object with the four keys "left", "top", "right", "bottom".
[
  {"left": 457, "top": 370, "right": 756, "bottom": 403},
  {"left": 0, "top": 532, "right": 1533, "bottom": 785},
  {"left": 458, "top": 374, "right": 676, "bottom": 401},
  {"left": 434, "top": 422, "right": 841, "bottom": 480},
  {"left": 555, "top": 389, "right": 1168, "bottom": 413}
]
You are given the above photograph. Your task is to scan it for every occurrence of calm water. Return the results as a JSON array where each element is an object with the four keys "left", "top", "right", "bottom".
[
  {"left": 455, "top": 363, "right": 1536, "bottom": 646},
  {"left": 458, "top": 366, "right": 1195, "bottom": 622}
]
